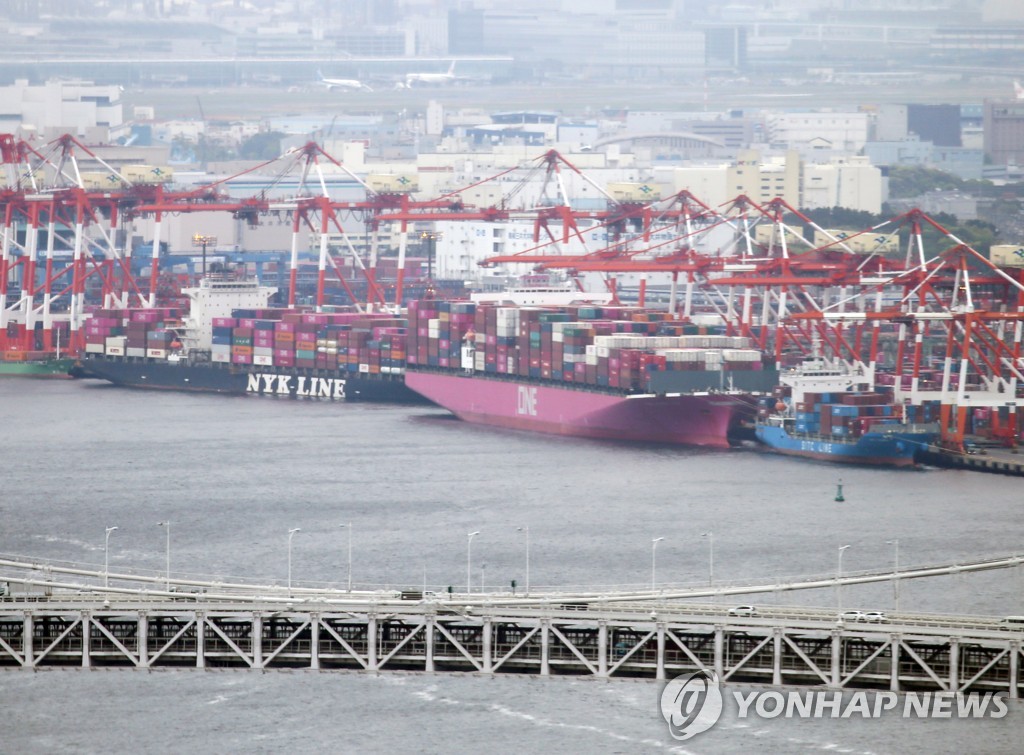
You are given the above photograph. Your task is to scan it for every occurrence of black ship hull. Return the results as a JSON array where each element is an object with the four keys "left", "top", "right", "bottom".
[{"left": 71, "top": 355, "right": 428, "bottom": 403}]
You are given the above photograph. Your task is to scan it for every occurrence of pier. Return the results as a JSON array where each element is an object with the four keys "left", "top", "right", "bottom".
[
  {"left": 2, "top": 556, "right": 1023, "bottom": 694},
  {"left": 918, "top": 445, "right": 1024, "bottom": 478}
]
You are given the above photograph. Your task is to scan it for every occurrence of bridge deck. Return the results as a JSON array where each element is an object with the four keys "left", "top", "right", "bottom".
[
  {"left": 1, "top": 597, "right": 1021, "bottom": 695},
  {"left": 3, "top": 553, "right": 1023, "bottom": 692}
]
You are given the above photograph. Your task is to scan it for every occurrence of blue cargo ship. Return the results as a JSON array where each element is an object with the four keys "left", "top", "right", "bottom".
[
  {"left": 755, "top": 420, "right": 937, "bottom": 467},
  {"left": 755, "top": 360, "right": 938, "bottom": 467}
]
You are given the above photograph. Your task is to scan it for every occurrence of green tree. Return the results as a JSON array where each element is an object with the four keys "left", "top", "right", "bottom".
[
  {"left": 239, "top": 132, "right": 286, "bottom": 160},
  {"left": 887, "top": 166, "right": 964, "bottom": 199}
]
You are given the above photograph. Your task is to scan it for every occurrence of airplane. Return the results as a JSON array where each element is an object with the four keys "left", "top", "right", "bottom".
[
  {"left": 317, "top": 70, "right": 373, "bottom": 93},
  {"left": 1015, "top": 80, "right": 1024, "bottom": 100},
  {"left": 399, "top": 61, "right": 457, "bottom": 89}
]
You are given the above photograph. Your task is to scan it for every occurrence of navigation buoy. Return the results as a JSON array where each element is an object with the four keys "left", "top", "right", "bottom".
[{"left": 835, "top": 479, "right": 845, "bottom": 502}]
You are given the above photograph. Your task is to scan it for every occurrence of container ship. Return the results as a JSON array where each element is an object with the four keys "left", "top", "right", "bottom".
[
  {"left": 1, "top": 351, "right": 74, "bottom": 378},
  {"left": 71, "top": 275, "right": 424, "bottom": 403},
  {"left": 754, "top": 360, "right": 939, "bottom": 466},
  {"left": 403, "top": 297, "right": 779, "bottom": 448}
]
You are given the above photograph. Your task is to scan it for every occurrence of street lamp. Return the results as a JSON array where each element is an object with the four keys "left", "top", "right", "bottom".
[
  {"left": 886, "top": 539, "right": 900, "bottom": 613},
  {"left": 467, "top": 531, "right": 480, "bottom": 593},
  {"left": 651, "top": 537, "right": 665, "bottom": 591},
  {"left": 340, "top": 523, "right": 353, "bottom": 592},
  {"left": 192, "top": 233, "right": 217, "bottom": 278},
  {"left": 104, "top": 526, "right": 118, "bottom": 589},
  {"left": 158, "top": 521, "right": 170, "bottom": 591},
  {"left": 701, "top": 531, "right": 714, "bottom": 587},
  {"left": 287, "top": 528, "right": 301, "bottom": 596},
  {"left": 517, "top": 526, "right": 530, "bottom": 595},
  {"left": 837, "top": 544, "right": 851, "bottom": 611}
]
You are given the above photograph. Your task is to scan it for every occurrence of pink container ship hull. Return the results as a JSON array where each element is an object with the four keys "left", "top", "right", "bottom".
[{"left": 406, "top": 371, "right": 752, "bottom": 448}]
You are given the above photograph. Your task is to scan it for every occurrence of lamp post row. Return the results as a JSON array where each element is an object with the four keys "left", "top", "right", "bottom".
[{"left": 98, "top": 525, "right": 903, "bottom": 606}]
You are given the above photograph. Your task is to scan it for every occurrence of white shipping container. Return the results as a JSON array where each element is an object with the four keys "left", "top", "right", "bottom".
[
  {"left": 126, "top": 347, "right": 146, "bottom": 357},
  {"left": 253, "top": 354, "right": 274, "bottom": 366},
  {"left": 658, "top": 348, "right": 702, "bottom": 362},
  {"left": 106, "top": 345, "right": 125, "bottom": 356},
  {"left": 85, "top": 343, "right": 104, "bottom": 354},
  {"left": 722, "top": 349, "right": 760, "bottom": 362},
  {"left": 211, "top": 352, "right": 230, "bottom": 363},
  {"left": 105, "top": 336, "right": 127, "bottom": 348},
  {"left": 146, "top": 348, "right": 167, "bottom": 359},
  {"left": 496, "top": 308, "right": 520, "bottom": 325},
  {"left": 359, "top": 364, "right": 370, "bottom": 373}
]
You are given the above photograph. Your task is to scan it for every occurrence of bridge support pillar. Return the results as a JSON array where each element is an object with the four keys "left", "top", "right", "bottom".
[
  {"left": 890, "top": 635, "right": 900, "bottom": 692},
  {"left": 252, "top": 614, "right": 262, "bottom": 669},
  {"left": 482, "top": 618, "right": 492, "bottom": 674},
  {"left": 540, "top": 620, "right": 550, "bottom": 676},
  {"left": 367, "top": 616, "right": 378, "bottom": 671},
  {"left": 81, "top": 612, "right": 90, "bottom": 668},
  {"left": 23, "top": 613, "right": 33, "bottom": 668},
  {"left": 138, "top": 612, "right": 148, "bottom": 668},
  {"left": 1010, "top": 642, "right": 1019, "bottom": 700},
  {"left": 948, "top": 639, "right": 958, "bottom": 691},
  {"left": 714, "top": 626, "right": 724, "bottom": 680},
  {"left": 425, "top": 618, "right": 434, "bottom": 673},
  {"left": 598, "top": 622, "right": 608, "bottom": 678},
  {"left": 656, "top": 623, "right": 666, "bottom": 681},
  {"left": 830, "top": 630, "right": 841, "bottom": 688},
  {"left": 310, "top": 615, "right": 320, "bottom": 670},
  {"left": 196, "top": 613, "right": 205, "bottom": 668},
  {"left": 772, "top": 629, "right": 783, "bottom": 686}
]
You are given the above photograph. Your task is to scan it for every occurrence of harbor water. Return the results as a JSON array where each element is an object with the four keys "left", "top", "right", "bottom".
[{"left": 1, "top": 379, "right": 1022, "bottom": 753}]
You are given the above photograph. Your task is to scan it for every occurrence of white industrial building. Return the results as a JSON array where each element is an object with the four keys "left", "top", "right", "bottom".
[
  {"left": 0, "top": 79, "right": 123, "bottom": 142},
  {"left": 659, "top": 150, "right": 882, "bottom": 214},
  {"left": 767, "top": 112, "right": 871, "bottom": 153},
  {"left": 802, "top": 157, "right": 884, "bottom": 214}
]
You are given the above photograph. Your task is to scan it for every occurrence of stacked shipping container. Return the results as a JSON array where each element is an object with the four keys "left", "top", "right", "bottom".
[
  {"left": 86, "top": 306, "right": 408, "bottom": 377},
  {"left": 82, "top": 307, "right": 182, "bottom": 357},
  {"left": 407, "top": 300, "right": 765, "bottom": 394},
  {"left": 792, "top": 391, "right": 907, "bottom": 438}
]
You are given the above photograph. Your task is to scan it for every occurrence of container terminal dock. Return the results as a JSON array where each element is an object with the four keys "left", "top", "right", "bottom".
[
  {"left": 0, "top": 136, "right": 1021, "bottom": 463},
  {"left": 918, "top": 443, "right": 1024, "bottom": 477},
  {"left": 1, "top": 554, "right": 1023, "bottom": 695}
]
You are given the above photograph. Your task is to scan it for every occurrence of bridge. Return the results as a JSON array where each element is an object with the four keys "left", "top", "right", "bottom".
[{"left": 1, "top": 555, "right": 1022, "bottom": 696}]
